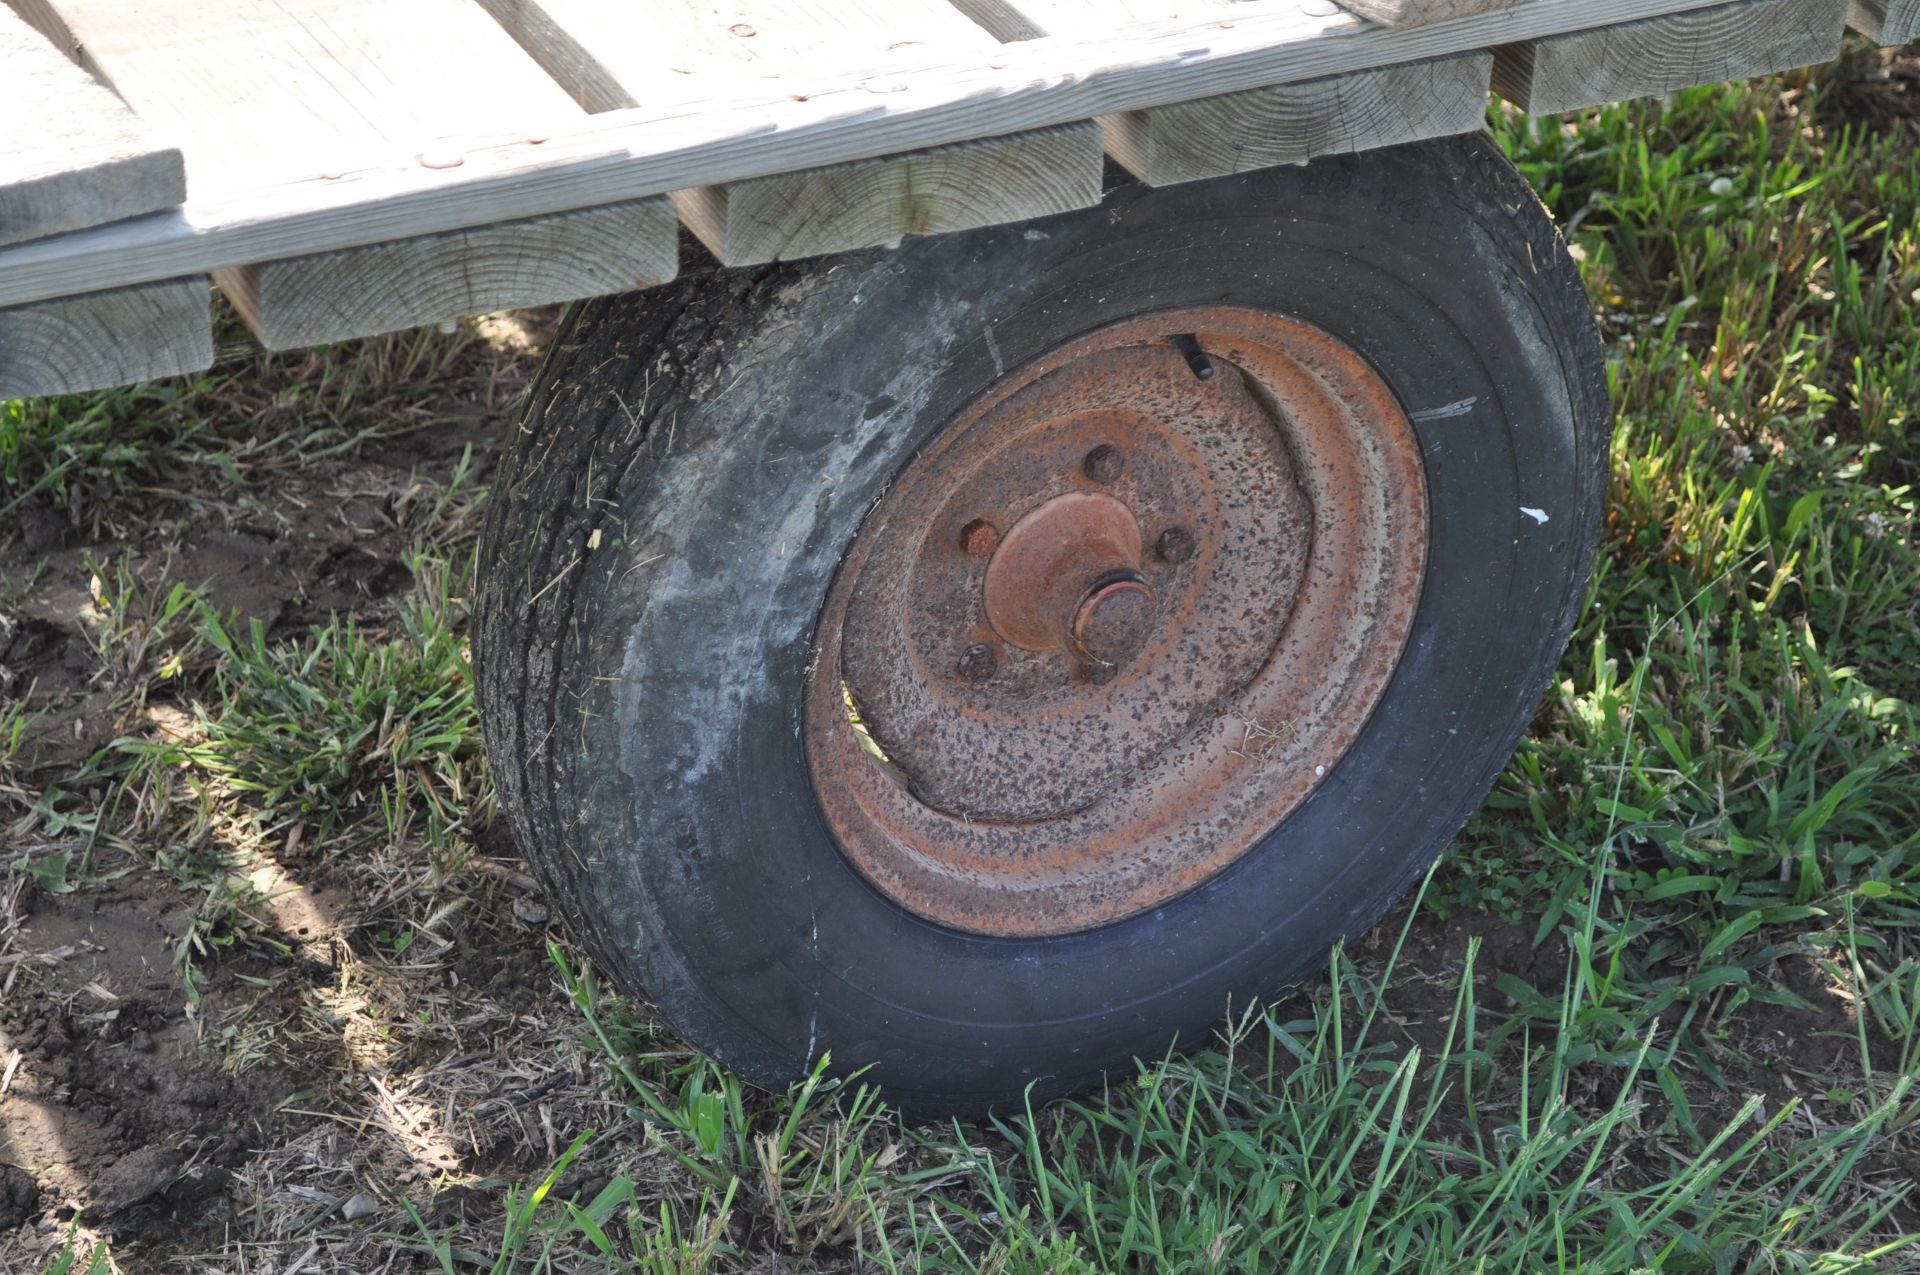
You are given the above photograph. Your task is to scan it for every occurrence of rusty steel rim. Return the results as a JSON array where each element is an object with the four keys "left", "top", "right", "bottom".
[{"left": 804, "top": 308, "right": 1428, "bottom": 937}]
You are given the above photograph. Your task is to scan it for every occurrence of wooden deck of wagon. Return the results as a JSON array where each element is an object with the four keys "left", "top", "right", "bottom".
[{"left": 0, "top": 0, "right": 1910, "bottom": 398}]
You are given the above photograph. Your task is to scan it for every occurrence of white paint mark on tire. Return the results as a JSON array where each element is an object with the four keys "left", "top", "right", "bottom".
[
  {"left": 1520, "top": 507, "right": 1550, "bottom": 525},
  {"left": 1410, "top": 397, "right": 1478, "bottom": 422}
]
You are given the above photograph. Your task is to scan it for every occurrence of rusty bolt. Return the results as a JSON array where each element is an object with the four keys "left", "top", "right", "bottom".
[
  {"left": 958, "top": 643, "right": 999, "bottom": 684},
  {"left": 1155, "top": 526, "right": 1196, "bottom": 564},
  {"left": 959, "top": 517, "right": 1001, "bottom": 558},
  {"left": 1082, "top": 444, "right": 1124, "bottom": 484}
]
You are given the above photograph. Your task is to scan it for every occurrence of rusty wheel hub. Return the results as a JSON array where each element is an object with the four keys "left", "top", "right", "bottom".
[
  {"left": 805, "top": 308, "right": 1428, "bottom": 936},
  {"left": 983, "top": 491, "right": 1153, "bottom": 667}
]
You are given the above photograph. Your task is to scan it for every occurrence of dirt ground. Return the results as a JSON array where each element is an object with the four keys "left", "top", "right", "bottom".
[
  {"left": 0, "top": 835, "right": 607, "bottom": 1262},
  {"left": 0, "top": 317, "right": 655, "bottom": 1268}
]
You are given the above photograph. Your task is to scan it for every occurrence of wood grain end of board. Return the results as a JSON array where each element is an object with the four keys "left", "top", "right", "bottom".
[
  {"left": 671, "top": 123, "right": 1105, "bottom": 267},
  {"left": 1492, "top": 0, "right": 1850, "bottom": 116},
  {"left": 0, "top": 6, "right": 186, "bottom": 247},
  {"left": 1847, "top": 0, "right": 1920, "bottom": 42},
  {"left": 216, "top": 199, "right": 678, "bottom": 350},
  {"left": 1336, "top": 0, "right": 1522, "bottom": 27},
  {"left": 0, "top": 277, "right": 210, "bottom": 399},
  {"left": 1102, "top": 51, "right": 1493, "bottom": 187}
]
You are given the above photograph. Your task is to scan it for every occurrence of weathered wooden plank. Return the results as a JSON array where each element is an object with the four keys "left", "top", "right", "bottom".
[
  {"left": 0, "top": 6, "right": 185, "bottom": 247},
  {"left": 1336, "top": 0, "right": 1520, "bottom": 25},
  {"left": 971, "top": 0, "right": 1490, "bottom": 183},
  {"left": 1097, "top": 52, "right": 1491, "bottom": 185},
  {"left": 0, "top": 0, "right": 1781, "bottom": 311},
  {"left": 670, "top": 125, "right": 1101, "bottom": 263},
  {"left": 961, "top": 1, "right": 1490, "bottom": 186},
  {"left": 484, "top": 0, "right": 1103, "bottom": 263},
  {"left": 0, "top": 278, "right": 210, "bottom": 399},
  {"left": 216, "top": 199, "right": 677, "bottom": 350},
  {"left": 1848, "top": 0, "right": 1920, "bottom": 42},
  {"left": 484, "top": 0, "right": 988, "bottom": 91},
  {"left": 30, "top": 0, "right": 674, "bottom": 345},
  {"left": 1493, "top": 0, "right": 1848, "bottom": 115},
  {"left": 957, "top": 0, "right": 1241, "bottom": 30},
  {"left": 983, "top": 0, "right": 1515, "bottom": 32},
  {"left": 29, "top": 0, "right": 586, "bottom": 195}
]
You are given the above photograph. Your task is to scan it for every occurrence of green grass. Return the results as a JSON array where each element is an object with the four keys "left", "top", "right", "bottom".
[
  {"left": 0, "top": 382, "right": 221, "bottom": 526},
  {"left": 1437, "top": 59, "right": 1920, "bottom": 1080},
  {"left": 191, "top": 556, "right": 483, "bottom": 844},
  {"left": 0, "top": 320, "right": 482, "bottom": 537},
  {"left": 7, "top": 48, "right": 1919, "bottom": 1275},
  {"left": 387, "top": 900, "right": 1914, "bottom": 1273},
  {"left": 73, "top": 556, "right": 485, "bottom": 994}
]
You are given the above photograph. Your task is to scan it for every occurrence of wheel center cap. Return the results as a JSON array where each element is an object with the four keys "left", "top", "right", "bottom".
[
  {"left": 981, "top": 490, "right": 1154, "bottom": 664},
  {"left": 1071, "top": 577, "right": 1156, "bottom": 667}
]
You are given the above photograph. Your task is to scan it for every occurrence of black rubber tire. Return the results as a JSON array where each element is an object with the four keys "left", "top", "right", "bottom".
[{"left": 474, "top": 133, "right": 1608, "bottom": 1118}]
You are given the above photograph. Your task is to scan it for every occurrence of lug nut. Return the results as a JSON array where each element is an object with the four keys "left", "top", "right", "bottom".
[
  {"left": 1082, "top": 444, "right": 1124, "bottom": 484},
  {"left": 1155, "top": 526, "right": 1196, "bottom": 564},
  {"left": 1170, "top": 333, "right": 1215, "bottom": 381},
  {"left": 958, "top": 643, "right": 999, "bottom": 684},
  {"left": 959, "top": 517, "right": 1000, "bottom": 558}
]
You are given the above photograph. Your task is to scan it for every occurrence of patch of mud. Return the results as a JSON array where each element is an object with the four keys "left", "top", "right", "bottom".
[
  {"left": 0, "top": 872, "right": 291, "bottom": 1242},
  {"left": 0, "top": 596, "right": 108, "bottom": 775}
]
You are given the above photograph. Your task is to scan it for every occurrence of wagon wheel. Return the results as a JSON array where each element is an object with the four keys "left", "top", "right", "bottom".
[{"left": 474, "top": 133, "right": 1608, "bottom": 1116}]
